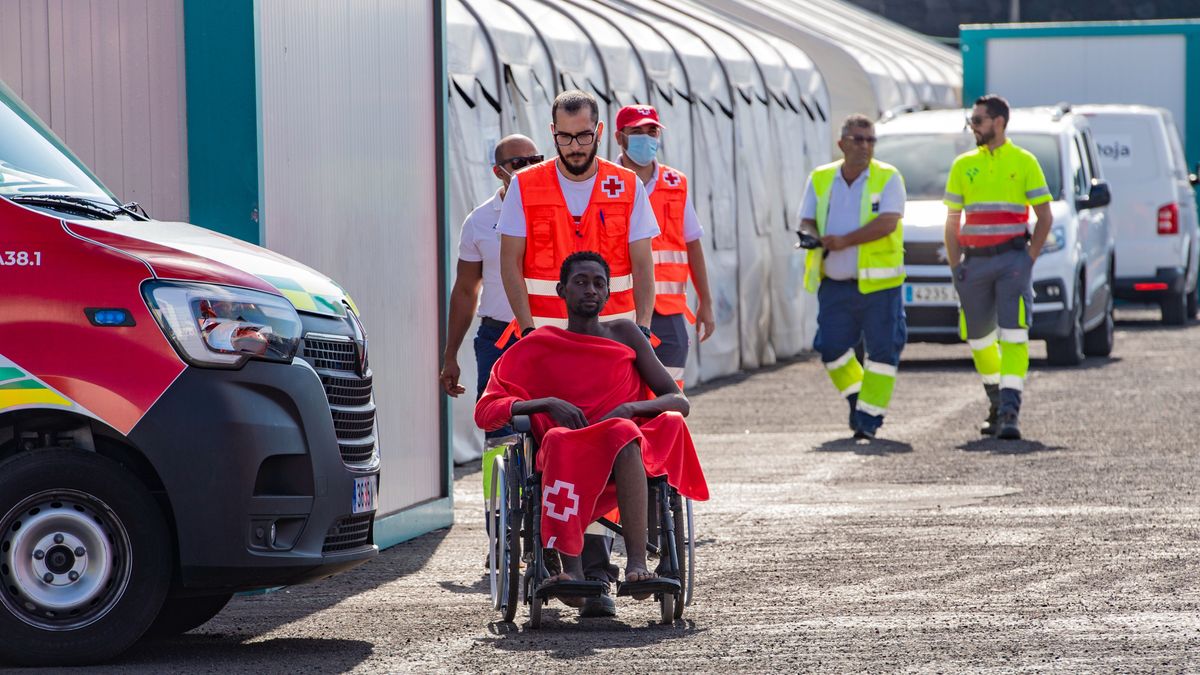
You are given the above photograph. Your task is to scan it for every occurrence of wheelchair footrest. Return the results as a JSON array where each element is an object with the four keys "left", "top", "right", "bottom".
[
  {"left": 534, "top": 579, "right": 607, "bottom": 600},
  {"left": 616, "top": 576, "right": 681, "bottom": 597}
]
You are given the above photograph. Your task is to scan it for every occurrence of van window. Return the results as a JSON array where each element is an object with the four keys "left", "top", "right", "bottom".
[
  {"left": 0, "top": 86, "right": 112, "bottom": 200},
  {"left": 1162, "top": 112, "right": 1190, "bottom": 177},
  {"left": 1085, "top": 113, "right": 1164, "bottom": 183},
  {"left": 874, "top": 132, "right": 1062, "bottom": 201},
  {"left": 1070, "top": 136, "right": 1088, "bottom": 196}
]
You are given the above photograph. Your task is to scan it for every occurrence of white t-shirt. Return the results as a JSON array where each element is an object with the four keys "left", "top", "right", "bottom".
[
  {"left": 497, "top": 163, "right": 660, "bottom": 241},
  {"left": 457, "top": 189, "right": 514, "bottom": 322},
  {"left": 798, "top": 168, "right": 905, "bottom": 281},
  {"left": 643, "top": 161, "right": 704, "bottom": 243}
]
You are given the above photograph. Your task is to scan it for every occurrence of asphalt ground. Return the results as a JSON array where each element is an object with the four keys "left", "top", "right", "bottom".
[{"left": 19, "top": 308, "right": 1199, "bottom": 673}]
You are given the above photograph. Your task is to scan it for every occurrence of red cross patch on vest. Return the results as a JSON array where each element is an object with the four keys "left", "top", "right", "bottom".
[{"left": 601, "top": 175, "right": 625, "bottom": 199}]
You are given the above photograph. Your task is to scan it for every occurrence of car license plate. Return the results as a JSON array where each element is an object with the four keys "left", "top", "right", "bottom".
[
  {"left": 352, "top": 475, "right": 378, "bottom": 514},
  {"left": 904, "top": 283, "right": 958, "bottom": 305}
]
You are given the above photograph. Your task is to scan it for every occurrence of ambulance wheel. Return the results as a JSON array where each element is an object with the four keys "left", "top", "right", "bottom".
[
  {"left": 144, "top": 593, "right": 232, "bottom": 638},
  {"left": 0, "top": 449, "right": 170, "bottom": 666}
]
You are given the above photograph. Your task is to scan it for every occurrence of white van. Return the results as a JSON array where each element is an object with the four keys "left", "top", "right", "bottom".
[
  {"left": 874, "top": 105, "right": 1116, "bottom": 366},
  {"left": 1075, "top": 105, "right": 1200, "bottom": 324}
]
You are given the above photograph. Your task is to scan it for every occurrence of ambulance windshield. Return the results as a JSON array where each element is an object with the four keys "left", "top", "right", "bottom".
[{"left": 0, "top": 84, "right": 114, "bottom": 203}]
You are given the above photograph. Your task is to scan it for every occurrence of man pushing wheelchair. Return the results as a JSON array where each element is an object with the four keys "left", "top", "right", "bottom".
[{"left": 475, "top": 251, "right": 709, "bottom": 623}]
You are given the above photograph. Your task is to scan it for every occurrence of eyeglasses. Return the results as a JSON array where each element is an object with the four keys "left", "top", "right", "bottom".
[
  {"left": 553, "top": 128, "right": 597, "bottom": 147},
  {"left": 968, "top": 114, "right": 992, "bottom": 126},
  {"left": 842, "top": 134, "right": 877, "bottom": 145},
  {"left": 501, "top": 154, "right": 544, "bottom": 171}
]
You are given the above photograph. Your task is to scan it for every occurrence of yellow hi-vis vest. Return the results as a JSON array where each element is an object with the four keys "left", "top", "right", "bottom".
[{"left": 803, "top": 159, "right": 905, "bottom": 294}]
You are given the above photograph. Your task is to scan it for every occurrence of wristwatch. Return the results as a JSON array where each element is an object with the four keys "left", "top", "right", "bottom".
[
  {"left": 521, "top": 326, "right": 535, "bottom": 337},
  {"left": 638, "top": 325, "right": 652, "bottom": 339}
]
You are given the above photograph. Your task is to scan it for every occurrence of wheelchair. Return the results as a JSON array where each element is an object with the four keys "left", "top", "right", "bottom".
[{"left": 485, "top": 415, "right": 695, "bottom": 627}]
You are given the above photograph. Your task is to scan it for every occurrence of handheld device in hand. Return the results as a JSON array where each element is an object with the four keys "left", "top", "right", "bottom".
[{"left": 795, "top": 232, "right": 822, "bottom": 250}]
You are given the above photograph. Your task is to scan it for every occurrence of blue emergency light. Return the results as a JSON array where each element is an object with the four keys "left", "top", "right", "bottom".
[{"left": 85, "top": 308, "right": 135, "bottom": 327}]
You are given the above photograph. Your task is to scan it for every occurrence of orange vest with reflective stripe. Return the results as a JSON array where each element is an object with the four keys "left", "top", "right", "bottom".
[
  {"left": 519, "top": 158, "right": 638, "bottom": 328},
  {"left": 649, "top": 164, "right": 693, "bottom": 321}
]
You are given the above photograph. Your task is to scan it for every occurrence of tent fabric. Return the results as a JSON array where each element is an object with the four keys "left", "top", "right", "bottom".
[{"left": 445, "top": 0, "right": 959, "bottom": 463}]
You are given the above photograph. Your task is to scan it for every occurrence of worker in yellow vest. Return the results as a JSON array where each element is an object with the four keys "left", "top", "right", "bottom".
[
  {"left": 613, "top": 104, "right": 716, "bottom": 389},
  {"left": 800, "top": 114, "right": 907, "bottom": 441},
  {"left": 944, "top": 94, "right": 1054, "bottom": 440}
]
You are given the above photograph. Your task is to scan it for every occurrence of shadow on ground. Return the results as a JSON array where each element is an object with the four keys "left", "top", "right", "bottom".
[
  {"left": 957, "top": 438, "right": 1067, "bottom": 455},
  {"left": 479, "top": 613, "right": 704, "bottom": 659},
  {"left": 815, "top": 437, "right": 914, "bottom": 456},
  {"left": 119, "top": 637, "right": 374, "bottom": 672}
]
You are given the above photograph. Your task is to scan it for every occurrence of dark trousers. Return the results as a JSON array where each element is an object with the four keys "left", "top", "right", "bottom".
[{"left": 473, "top": 320, "right": 517, "bottom": 439}]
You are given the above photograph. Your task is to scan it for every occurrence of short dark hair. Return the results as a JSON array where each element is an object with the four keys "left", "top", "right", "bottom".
[
  {"left": 560, "top": 250, "right": 610, "bottom": 286},
  {"left": 552, "top": 90, "right": 599, "bottom": 125},
  {"left": 974, "top": 94, "right": 1010, "bottom": 124}
]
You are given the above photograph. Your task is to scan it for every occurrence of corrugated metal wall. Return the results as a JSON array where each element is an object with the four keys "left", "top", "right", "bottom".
[
  {"left": 0, "top": 0, "right": 188, "bottom": 221},
  {"left": 256, "top": 0, "right": 443, "bottom": 517}
]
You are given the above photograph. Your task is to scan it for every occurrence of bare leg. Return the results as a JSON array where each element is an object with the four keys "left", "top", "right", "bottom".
[{"left": 613, "top": 440, "right": 656, "bottom": 598}]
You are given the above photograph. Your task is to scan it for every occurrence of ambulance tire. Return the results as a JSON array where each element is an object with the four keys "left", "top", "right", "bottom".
[
  {"left": 145, "top": 593, "right": 233, "bottom": 638},
  {"left": 0, "top": 449, "right": 171, "bottom": 667}
]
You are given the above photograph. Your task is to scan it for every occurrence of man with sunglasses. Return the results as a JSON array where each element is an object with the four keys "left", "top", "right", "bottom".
[
  {"left": 440, "top": 134, "right": 541, "bottom": 444},
  {"left": 613, "top": 104, "right": 716, "bottom": 391},
  {"left": 944, "top": 94, "right": 1053, "bottom": 441},
  {"left": 799, "top": 114, "right": 907, "bottom": 441},
  {"left": 496, "top": 90, "right": 659, "bottom": 620}
]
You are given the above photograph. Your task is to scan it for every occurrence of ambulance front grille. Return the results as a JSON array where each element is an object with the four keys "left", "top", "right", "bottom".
[
  {"left": 322, "top": 514, "right": 374, "bottom": 553},
  {"left": 301, "top": 335, "right": 378, "bottom": 469}
]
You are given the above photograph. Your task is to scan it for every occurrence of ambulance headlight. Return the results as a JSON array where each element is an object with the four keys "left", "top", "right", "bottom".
[{"left": 142, "top": 281, "right": 302, "bottom": 367}]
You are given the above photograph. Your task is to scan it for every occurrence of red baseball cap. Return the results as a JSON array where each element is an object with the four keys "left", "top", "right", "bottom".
[{"left": 615, "top": 105, "right": 665, "bottom": 130}]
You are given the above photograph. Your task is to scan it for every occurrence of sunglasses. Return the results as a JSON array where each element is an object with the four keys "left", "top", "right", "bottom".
[
  {"left": 842, "top": 134, "right": 877, "bottom": 145},
  {"left": 967, "top": 114, "right": 992, "bottom": 126},
  {"left": 501, "top": 154, "right": 544, "bottom": 171}
]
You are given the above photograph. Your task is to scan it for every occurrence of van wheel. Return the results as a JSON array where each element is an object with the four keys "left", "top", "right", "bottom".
[
  {"left": 1161, "top": 287, "right": 1187, "bottom": 325},
  {"left": 0, "top": 449, "right": 171, "bottom": 666},
  {"left": 1187, "top": 279, "right": 1198, "bottom": 320},
  {"left": 1083, "top": 281, "right": 1114, "bottom": 357},
  {"left": 144, "top": 593, "right": 232, "bottom": 638},
  {"left": 1046, "top": 281, "right": 1085, "bottom": 366}
]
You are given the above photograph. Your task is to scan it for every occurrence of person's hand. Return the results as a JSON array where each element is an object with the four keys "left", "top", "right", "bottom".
[
  {"left": 439, "top": 358, "right": 465, "bottom": 397},
  {"left": 599, "top": 403, "right": 634, "bottom": 422},
  {"left": 695, "top": 300, "right": 716, "bottom": 343},
  {"left": 543, "top": 398, "right": 588, "bottom": 429},
  {"left": 1028, "top": 245, "right": 1040, "bottom": 263},
  {"left": 820, "top": 234, "right": 848, "bottom": 252}
]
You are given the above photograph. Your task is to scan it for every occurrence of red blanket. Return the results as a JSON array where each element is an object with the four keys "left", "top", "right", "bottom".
[{"left": 475, "top": 326, "right": 708, "bottom": 556}]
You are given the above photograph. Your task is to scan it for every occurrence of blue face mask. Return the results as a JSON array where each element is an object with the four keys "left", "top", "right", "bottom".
[{"left": 625, "top": 133, "right": 659, "bottom": 167}]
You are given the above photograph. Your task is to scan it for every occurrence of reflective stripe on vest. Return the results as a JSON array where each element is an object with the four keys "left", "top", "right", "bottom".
[
  {"left": 518, "top": 158, "right": 638, "bottom": 327},
  {"left": 803, "top": 159, "right": 906, "bottom": 294},
  {"left": 649, "top": 165, "right": 692, "bottom": 319}
]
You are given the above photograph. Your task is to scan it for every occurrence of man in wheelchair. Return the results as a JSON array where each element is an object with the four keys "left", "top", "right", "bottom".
[{"left": 475, "top": 251, "right": 708, "bottom": 607}]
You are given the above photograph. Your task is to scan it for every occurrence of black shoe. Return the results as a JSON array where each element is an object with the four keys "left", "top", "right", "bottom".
[
  {"left": 996, "top": 412, "right": 1021, "bottom": 440},
  {"left": 853, "top": 427, "right": 876, "bottom": 441},
  {"left": 980, "top": 410, "right": 999, "bottom": 436},
  {"left": 578, "top": 577, "right": 616, "bottom": 618}
]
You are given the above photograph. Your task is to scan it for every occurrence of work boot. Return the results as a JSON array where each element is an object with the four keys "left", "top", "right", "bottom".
[
  {"left": 996, "top": 411, "right": 1021, "bottom": 440},
  {"left": 980, "top": 384, "right": 1001, "bottom": 436},
  {"left": 578, "top": 577, "right": 617, "bottom": 618}
]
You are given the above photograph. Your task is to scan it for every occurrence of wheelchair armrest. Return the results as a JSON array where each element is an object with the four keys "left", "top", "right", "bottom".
[{"left": 512, "top": 415, "right": 532, "bottom": 433}]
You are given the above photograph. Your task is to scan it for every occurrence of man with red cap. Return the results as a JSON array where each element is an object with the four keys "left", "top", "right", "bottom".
[{"left": 614, "top": 104, "right": 716, "bottom": 389}]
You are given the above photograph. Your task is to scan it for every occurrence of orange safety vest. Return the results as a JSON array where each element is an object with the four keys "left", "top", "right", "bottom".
[
  {"left": 649, "top": 164, "right": 695, "bottom": 323},
  {"left": 518, "top": 158, "right": 638, "bottom": 329}
]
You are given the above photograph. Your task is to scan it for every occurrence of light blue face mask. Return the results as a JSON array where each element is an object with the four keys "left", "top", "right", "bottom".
[{"left": 625, "top": 133, "right": 659, "bottom": 166}]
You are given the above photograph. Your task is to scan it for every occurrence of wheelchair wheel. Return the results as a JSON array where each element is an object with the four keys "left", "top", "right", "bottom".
[
  {"left": 502, "top": 448, "right": 522, "bottom": 623},
  {"left": 530, "top": 594, "right": 543, "bottom": 628},
  {"left": 659, "top": 590, "right": 675, "bottom": 625},
  {"left": 486, "top": 455, "right": 506, "bottom": 613},
  {"left": 672, "top": 495, "right": 688, "bottom": 621},
  {"left": 685, "top": 498, "right": 695, "bottom": 607}
]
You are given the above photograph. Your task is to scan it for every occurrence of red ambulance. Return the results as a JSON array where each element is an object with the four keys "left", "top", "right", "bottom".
[{"left": 0, "top": 86, "right": 379, "bottom": 664}]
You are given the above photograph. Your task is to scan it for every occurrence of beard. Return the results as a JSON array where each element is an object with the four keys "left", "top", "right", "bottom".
[
  {"left": 572, "top": 299, "right": 603, "bottom": 319},
  {"left": 558, "top": 143, "right": 598, "bottom": 176},
  {"left": 974, "top": 128, "right": 995, "bottom": 145}
]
